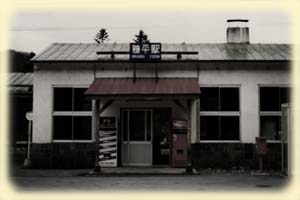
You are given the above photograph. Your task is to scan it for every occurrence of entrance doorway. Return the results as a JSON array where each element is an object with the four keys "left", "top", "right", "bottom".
[
  {"left": 121, "top": 108, "right": 171, "bottom": 166},
  {"left": 152, "top": 109, "right": 171, "bottom": 165}
]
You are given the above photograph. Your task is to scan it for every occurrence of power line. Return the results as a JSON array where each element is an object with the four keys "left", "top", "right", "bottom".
[
  {"left": 10, "top": 22, "right": 290, "bottom": 32},
  {"left": 10, "top": 26, "right": 166, "bottom": 31}
]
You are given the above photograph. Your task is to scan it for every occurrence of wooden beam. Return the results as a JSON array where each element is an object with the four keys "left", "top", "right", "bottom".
[
  {"left": 196, "top": 98, "right": 200, "bottom": 141},
  {"left": 162, "top": 51, "right": 198, "bottom": 55},
  {"left": 186, "top": 99, "right": 192, "bottom": 173},
  {"left": 99, "top": 100, "right": 114, "bottom": 114},
  {"left": 87, "top": 94, "right": 199, "bottom": 101},
  {"left": 96, "top": 51, "right": 129, "bottom": 55},
  {"left": 133, "top": 63, "right": 136, "bottom": 82},
  {"left": 172, "top": 99, "right": 188, "bottom": 116},
  {"left": 155, "top": 63, "right": 158, "bottom": 82},
  {"left": 96, "top": 51, "right": 198, "bottom": 55}
]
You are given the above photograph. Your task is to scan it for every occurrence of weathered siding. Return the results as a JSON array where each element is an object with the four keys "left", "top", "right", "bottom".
[{"left": 33, "top": 63, "right": 290, "bottom": 145}]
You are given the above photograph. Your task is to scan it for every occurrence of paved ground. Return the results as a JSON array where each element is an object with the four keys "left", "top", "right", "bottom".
[
  {"left": 11, "top": 175, "right": 287, "bottom": 191},
  {"left": 9, "top": 167, "right": 288, "bottom": 191}
]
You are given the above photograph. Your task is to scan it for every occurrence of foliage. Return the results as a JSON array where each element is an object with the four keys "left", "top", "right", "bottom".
[
  {"left": 95, "top": 28, "right": 109, "bottom": 44},
  {"left": 133, "top": 30, "right": 150, "bottom": 44},
  {"left": 9, "top": 50, "right": 35, "bottom": 72}
]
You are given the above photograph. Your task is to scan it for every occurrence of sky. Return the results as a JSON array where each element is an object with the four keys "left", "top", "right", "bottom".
[{"left": 10, "top": 10, "right": 291, "bottom": 54}]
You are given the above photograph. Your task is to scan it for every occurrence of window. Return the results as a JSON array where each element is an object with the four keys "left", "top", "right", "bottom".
[
  {"left": 259, "top": 86, "right": 290, "bottom": 140},
  {"left": 53, "top": 87, "right": 92, "bottom": 141},
  {"left": 260, "top": 116, "right": 281, "bottom": 140},
  {"left": 129, "top": 110, "right": 146, "bottom": 141},
  {"left": 122, "top": 109, "right": 152, "bottom": 142},
  {"left": 54, "top": 88, "right": 72, "bottom": 111},
  {"left": 200, "top": 87, "right": 240, "bottom": 141}
]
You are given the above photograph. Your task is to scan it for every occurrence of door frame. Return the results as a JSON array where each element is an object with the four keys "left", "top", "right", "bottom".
[
  {"left": 120, "top": 107, "right": 172, "bottom": 166},
  {"left": 121, "top": 108, "right": 153, "bottom": 166}
]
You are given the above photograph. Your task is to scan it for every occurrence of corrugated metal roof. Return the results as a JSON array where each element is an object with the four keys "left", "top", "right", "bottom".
[
  {"left": 31, "top": 43, "right": 291, "bottom": 62},
  {"left": 9, "top": 73, "right": 33, "bottom": 86},
  {"left": 8, "top": 73, "right": 33, "bottom": 94},
  {"left": 85, "top": 78, "right": 200, "bottom": 96}
]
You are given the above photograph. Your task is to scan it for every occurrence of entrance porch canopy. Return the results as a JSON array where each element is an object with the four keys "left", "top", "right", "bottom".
[
  {"left": 85, "top": 78, "right": 200, "bottom": 171},
  {"left": 85, "top": 78, "right": 200, "bottom": 98}
]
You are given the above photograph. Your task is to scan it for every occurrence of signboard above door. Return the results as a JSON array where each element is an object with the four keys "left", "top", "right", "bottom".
[{"left": 130, "top": 43, "right": 161, "bottom": 61}]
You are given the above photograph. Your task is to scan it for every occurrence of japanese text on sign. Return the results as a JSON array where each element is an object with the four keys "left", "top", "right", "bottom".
[{"left": 130, "top": 43, "right": 161, "bottom": 61}]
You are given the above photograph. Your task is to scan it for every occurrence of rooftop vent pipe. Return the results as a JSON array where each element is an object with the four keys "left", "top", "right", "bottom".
[{"left": 227, "top": 19, "right": 249, "bottom": 44}]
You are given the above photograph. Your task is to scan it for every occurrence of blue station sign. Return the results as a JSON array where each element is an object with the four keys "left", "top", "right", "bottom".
[{"left": 130, "top": 43, "right": 161, "bottom": 61}]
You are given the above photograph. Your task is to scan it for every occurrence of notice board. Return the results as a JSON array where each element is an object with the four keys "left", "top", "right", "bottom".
[{"left": 99, "top": 117, "right": 117, "bottom": 167}]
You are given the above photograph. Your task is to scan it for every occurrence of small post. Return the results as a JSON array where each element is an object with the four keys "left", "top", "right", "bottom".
[
  {"left": 259, "top": 156, "right": 263, "bottom": 172},
  {"left": 24, "top": 111, "right": 33, "bottom": 167},
  {"left": 155, "top": 63, "right": 158, "bottom": 82},
  {"left": 133, "top": 63, "right": 136, "bottom": 83},
  {"left": 93, "top": 100, "right": 101, "bottom": 173},
  {"left": 186, "top": 99, "right": 192, "bottom": 173}
]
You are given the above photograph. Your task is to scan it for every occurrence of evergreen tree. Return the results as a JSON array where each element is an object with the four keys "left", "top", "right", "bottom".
[
  {"left": 95, "top": 28, "right": 109, "bottom": 44},
  {"left": 133, "top": 30, "right": 150, "bottom": 44}
]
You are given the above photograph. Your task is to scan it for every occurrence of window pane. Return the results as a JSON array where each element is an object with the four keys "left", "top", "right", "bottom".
[
  {"left": 54, "top": 88, "right": 72, "bottom": 111},
  {"left": 260, "top": 87, "right": 280, "bottom": 111},
  {"left": 280, "top": 87, "right": 290, "bottom": 105},
  {"left": 200, "top": 116, "right": 219, "bottom": 140},
  {"left": 220, "top": 116, "right": 239, "bottom": 140},
  {"left": 122, "top": 110, "right": 128, "bottom": 141},
  {"left": 200, "top": 88, "right": 219, "bottom": 111},
  {"left": 53, "top": 116, "right": 72, "bottom": 140},
  {"left": 260, "top": 116, "right": 281, "bottom": 140},
  {"left": 74, "top": 88, "right": 91, "bottom": 111},
  {"left": 73, "top": 116, "right": 92, "bottom": 140},
  {"left": 220, "top": 88, "right": 239, "bottom": 111},
  {"left": 129, "top": 110, "right": 145, "bottom": 141}
]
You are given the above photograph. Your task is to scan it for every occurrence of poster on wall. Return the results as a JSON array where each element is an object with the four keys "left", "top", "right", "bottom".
[{"left": 99, "top": 117, "right": 117, "bottom": 167}]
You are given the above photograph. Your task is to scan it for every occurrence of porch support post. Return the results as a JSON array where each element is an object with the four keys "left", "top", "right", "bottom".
[
  {"left": 196, "top": 98, "right": 200, "bottom": 141},
  {"left": 186, "top": 99, "right": 192, "bottom": 173},
  {"left": 192, "top": 98, "right": 200, "bottom": 142},
  {"left": 92, "top": 99, "right": 101, "bottom": 172}
]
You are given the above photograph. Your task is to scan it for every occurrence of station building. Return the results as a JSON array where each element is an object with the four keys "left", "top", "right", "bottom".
[{"left": 30, "top": 23, "right": 291, "bottom": 170}]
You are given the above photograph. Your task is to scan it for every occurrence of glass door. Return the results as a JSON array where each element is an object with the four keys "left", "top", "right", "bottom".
[{"left": 121, "top": 109, "right": 152, "bottom": 166}]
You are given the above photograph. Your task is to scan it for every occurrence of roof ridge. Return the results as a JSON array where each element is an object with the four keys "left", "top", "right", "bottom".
[{"left": 31, "top": 43, "right": 291, "bottom": 62}]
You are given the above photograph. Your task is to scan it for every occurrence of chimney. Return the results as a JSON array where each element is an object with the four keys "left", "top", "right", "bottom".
[{"left": 226, "top": 19, "right": 249, "bottom": 44}]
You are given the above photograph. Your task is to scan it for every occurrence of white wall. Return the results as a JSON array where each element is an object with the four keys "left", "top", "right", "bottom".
[
  {"left": 33, "top": 62, "right": 290, "bottom": 144},
  {"left": 33, "top": 64, "right": 94, "bottom": 143},
  {"left": 198, "top": 70, "right": 290, "bottom": 143}
]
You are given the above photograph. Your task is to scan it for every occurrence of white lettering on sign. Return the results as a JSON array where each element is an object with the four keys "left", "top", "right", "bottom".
[
  {"left": 149, "top": 55, "right": 160, "bottom": 59},
  {"left": 132, "top": 44, "right": 140, "bottom": 54},
  {"left": 141, "top": 44, "right": 150, "bottom": 54},
  {"left": 151, "top": 44, "right": 160, "bottom": 54},
  {"left": 130, "top": 43, "right": 161, "bottom": 61},
  {"left": 132, "top": 55, "right": 145, "bottom": 59}
]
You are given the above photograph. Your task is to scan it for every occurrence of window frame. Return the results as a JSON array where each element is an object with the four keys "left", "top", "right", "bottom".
[
  {"left": 52, "top": 86, "right": 93, "bottom": 142},
  {"left": 258, "top": 85, "right": 290, "bottom": 142},
  {"left": 199, "top": 85, "right": 241, "bottom": 142},
  {"left": 121, "top": 108, "right": 153, "bottom": 144}
]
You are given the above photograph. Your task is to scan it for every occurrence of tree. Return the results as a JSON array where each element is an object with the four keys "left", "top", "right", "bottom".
[
  {"left": 95, "top": 28, "right": 109, "bottom": 44},
  {"left": 133, "top": 30, "right": 150, "bottom": 44},
  {"left": 9, "top": 50, "right": 35, "bottom": 72}
]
